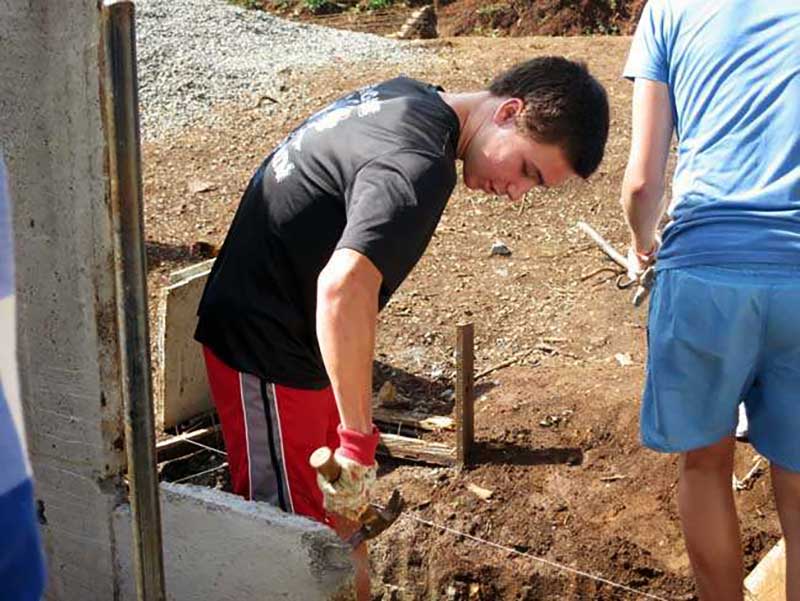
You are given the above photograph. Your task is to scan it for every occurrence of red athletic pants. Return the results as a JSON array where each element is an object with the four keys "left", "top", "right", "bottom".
[{"left": 202, "top": 346, "right": 340, "bottom": 524}]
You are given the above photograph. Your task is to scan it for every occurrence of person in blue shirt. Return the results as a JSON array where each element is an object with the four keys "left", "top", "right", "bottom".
[
  {"left": 620, "top": 2, "right": 800, "bottom": 599},
  {"left": 0, "top": 154, "right": 47, "bottom": 601}
]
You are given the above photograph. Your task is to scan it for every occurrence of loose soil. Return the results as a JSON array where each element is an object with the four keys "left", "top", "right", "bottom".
[
  {"left": 145, "top": 36, "right": 781, "bottom": 600},
  {"left": 253, "top": 0, "right": 647, "bottom": 36}
]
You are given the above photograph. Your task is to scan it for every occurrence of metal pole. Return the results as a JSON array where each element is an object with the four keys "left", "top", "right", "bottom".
[{"left": 101, "top": 2, "right": 166, "bottom": 600}]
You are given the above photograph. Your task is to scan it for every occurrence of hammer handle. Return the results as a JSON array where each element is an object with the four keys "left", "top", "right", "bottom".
[{"left": 309, "top": 446, "right": 341, "bottom": 483}]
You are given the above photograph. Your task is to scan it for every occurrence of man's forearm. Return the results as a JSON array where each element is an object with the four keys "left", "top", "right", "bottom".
[
  {"left": 620, "top": 175, "right": 666, "bottom": 253},
  {"left": 621, "top": 78, "right": 674, "bottom": 253},
  {"left": 316, "top": 251, "right": 381, "bottom": 436}
]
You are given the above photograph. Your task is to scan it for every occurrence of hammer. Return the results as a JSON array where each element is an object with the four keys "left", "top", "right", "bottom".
[{"left": 309, "top": 446, "right": 404, "bottom": 549}]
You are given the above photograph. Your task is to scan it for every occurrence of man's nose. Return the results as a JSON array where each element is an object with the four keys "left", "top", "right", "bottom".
[{"left": 508, "top": 180, "right": 532, "bottom": 201}]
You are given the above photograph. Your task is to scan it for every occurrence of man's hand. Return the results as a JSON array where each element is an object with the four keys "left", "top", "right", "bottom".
[
  {"left": 317, "top": 425, "right": 380, "bottom": 521},
  {"left": 626, "top": 239, "right": 660, "bottom": 282},
  {"left": 317, "top": 453, "right": 377, "bottom": 520}
]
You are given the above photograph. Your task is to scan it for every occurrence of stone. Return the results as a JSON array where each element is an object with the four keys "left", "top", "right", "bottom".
[{"left": 490, "top": 240, "right": 512, "bottom": 256}]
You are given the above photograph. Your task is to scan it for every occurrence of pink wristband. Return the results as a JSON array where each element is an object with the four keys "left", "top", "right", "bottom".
[{"left": 337, "top": 424, "right": 380, "bottom": 466}]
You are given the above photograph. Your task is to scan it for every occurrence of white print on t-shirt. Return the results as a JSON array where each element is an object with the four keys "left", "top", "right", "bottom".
[{"left": 271, "top": 85, "right": 383, "bottom": 183}]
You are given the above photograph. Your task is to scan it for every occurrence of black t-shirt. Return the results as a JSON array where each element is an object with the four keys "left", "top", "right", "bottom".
[{"left": 195, "top": 77, "right": 460, "bottom": 388}]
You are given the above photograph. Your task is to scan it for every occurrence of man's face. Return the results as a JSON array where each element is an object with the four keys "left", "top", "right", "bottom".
[{"left": 462, "top": 99, "right": 576, "bottom": 201}]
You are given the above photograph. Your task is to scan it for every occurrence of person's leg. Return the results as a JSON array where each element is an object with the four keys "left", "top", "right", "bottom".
[
  {"left": 678, "top": 435, "right": 743, "bottom": 601},
  {"left": 748, "top": 270, "right": 800, "bottom": 600},
  {"left": 269, "top": 383, "right": 370, "bottom": 600},
  {"left": 643, "top": 267, "right": 767, "bottom": 599},
  {"left": 202, "top": 346, "right": 254, "bottom": 498},
  {"left": 771, "top": 464, "right": 800, "bottom": 601}
]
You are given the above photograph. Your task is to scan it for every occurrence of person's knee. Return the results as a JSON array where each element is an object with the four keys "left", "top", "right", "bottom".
[{"left": 681, "top": 436, "right": 735, "bottom": 474}]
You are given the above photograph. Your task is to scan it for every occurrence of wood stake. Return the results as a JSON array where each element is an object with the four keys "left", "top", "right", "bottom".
[{"left": 456, "top": 323, "right": 475, "bottom": 467}]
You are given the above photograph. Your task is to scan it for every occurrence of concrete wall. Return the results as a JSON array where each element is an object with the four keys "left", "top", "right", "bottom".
[
  {"left": 0, "top": 2, "right": 127, "bottom": 599},
  {"left": 113, "top": 483, "right": 354, "bottom": 601}
]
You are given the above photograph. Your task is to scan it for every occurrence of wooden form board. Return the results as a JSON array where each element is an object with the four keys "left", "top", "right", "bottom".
[
  {"left": 744, "top": 538, "right": 786, "bottom": 601},
  {"left": 156, "top": 259, "right": 215, "bottom": 430}
]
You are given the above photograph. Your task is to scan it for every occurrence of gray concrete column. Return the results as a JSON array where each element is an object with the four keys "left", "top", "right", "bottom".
[{"left": 0, "top": 2, "right": 127, "bottom": 598}]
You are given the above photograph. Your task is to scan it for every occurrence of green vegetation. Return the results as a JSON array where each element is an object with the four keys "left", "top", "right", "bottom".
[
  {"left": 364, "top": 0, "right": 394, "bottom": 9},
  {"left": 476, "top": 3, "right": 507, "bottom": 18}
]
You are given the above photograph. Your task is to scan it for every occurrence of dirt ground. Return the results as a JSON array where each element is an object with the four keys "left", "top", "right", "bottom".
[
  {"left": 260, "top": 0, "right": 646, "bottom": 36},
  {"left": 144, "top": 36, "right": 781, "bottom": 600}
]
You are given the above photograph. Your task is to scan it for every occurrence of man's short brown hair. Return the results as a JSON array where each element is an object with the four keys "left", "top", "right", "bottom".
[{"left": 488, "top": 56, "right": 609, "bottom": 179}]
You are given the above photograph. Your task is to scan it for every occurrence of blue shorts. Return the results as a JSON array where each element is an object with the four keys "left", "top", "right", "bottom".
[
  {"left": 643, "top": 264, "right": 800, "bottom": 472},
  {"left": 0, "top": 479, "right": 46, "bottom": 601}
]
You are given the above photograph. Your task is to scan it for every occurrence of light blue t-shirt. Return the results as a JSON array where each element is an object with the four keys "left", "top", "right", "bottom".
[{"left": 624, "top": 0, "right": 800, "bottom": 269}]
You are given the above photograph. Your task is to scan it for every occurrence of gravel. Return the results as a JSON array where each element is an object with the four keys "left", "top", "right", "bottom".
[{"left": 136, "top": 0, "right": 428, "bottom": 140}]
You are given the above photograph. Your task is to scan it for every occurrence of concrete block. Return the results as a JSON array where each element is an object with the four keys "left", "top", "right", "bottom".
[
  {"left": 156, "top": 260, "right": 215, "bottom": 429},
  {"left": 745, "top": 538, "right": 785, "bottom": 601},
  {"left": 114, "top": 482, "right": 354, "bottom": 601}
]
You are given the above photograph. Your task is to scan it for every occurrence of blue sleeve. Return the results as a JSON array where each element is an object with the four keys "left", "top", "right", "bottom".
[
  {"left": 0, "top": 157, "right": 14, "bottom": 299},
  {"left": 0, "top": 480, "right": 47, "bottom": 601},
  {"left": 623, "top": 0, "right": 670, "bottom": 83}
]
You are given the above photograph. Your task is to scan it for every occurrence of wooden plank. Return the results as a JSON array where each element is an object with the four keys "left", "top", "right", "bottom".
[
  {"left": 167, "top": 258, "right": 215, "bottom": 286},
  {"left": 156, "top": 264, "right": 214, "bottom": 429},
  {"left": 373, "top": 407, "right": 454, "bottom": 432},
  {"left": 744, "top": 538, "right": 785, "bottom": 600},
  {"left": 378, "top": 433, "right": 455, "bottom": 466},
  {"left": 456, "top": 322, "right": 475, "bottom": 466},
  {"left": 156, "top": 424, "right": 222, "bottom": 463}
]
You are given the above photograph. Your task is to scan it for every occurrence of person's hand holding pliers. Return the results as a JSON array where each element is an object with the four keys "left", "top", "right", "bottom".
[{"left": 626, "top": 238, "right": 660, "bottom": 307}]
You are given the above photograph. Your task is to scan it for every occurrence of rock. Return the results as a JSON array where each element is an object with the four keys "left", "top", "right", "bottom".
[
  {"left": 396, "top": 5, "right": 438, "bottom": 40},
  {"left": 376, "top": 380, "right": 401, "bottom": 407},
  {"left": 188, "top": 180, "right": 216, "bottom": 193},
  {"left": 615, "top": 352, "right": 633, "bottom": 367},
  {"left": 490, "top": 240, "right": 512, "bottom": 256},
  {"left": 419, "top": 415, "right": 454, "bottom": 431},
  {"left": 466, "top": 483, "right": 493, "bottom": 501}
]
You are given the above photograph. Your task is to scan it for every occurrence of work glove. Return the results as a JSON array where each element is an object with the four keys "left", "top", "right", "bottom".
[{"left": 317, "top": 425, "right": 379, "bottom": 521}]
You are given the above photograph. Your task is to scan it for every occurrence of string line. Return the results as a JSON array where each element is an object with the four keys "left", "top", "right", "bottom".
[{"left": 402, "top": 512, "right": 672, "bottom": 601}]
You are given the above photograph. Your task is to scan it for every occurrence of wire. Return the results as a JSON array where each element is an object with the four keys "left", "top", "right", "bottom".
[
  {"left": 177, "top": 436, "right": 227, "bottom": 457},
  {"left": 402, "top": 512, "right": 673, "bottom": 601},
  {"left": 172, "top": 462, "right": 228, "bottom": 484}
]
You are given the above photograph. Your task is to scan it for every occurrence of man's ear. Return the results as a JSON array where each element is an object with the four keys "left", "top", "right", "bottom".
[{"left": 493, "top": 97, "right": 523, "bottom": 127}]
